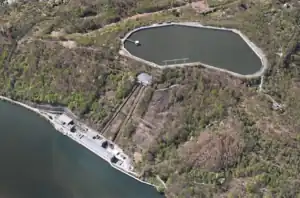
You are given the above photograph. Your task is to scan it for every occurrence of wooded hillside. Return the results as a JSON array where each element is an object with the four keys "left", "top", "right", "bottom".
[{"left": 0, "top": 0, "right": 299, "bottom": 197}]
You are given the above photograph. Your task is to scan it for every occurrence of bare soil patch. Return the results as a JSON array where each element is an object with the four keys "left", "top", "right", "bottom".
[
  {"left": 191, "top": 0, "right": 209, "bottom": 12},
  {"left": 178, "top": 118, "right": 244, "bottom": 171},
  {"left": 130, "top": 89, "right": 174, "bottom": 150},
  {"left": 60, "top": 40, "right": 77, "bottom": 49}
]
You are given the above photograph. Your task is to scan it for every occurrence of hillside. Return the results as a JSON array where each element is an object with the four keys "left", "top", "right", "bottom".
[{"left": 0, "top": 0, "right": 300, "bottom": 197}]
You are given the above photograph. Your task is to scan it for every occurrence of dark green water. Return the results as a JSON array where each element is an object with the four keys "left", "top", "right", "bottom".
[
  {"left": 0, "top": 100, "right": 164, "bottom": 198},
  {"left": 124, "top": 24, "right": 263, "bottom": 75}
]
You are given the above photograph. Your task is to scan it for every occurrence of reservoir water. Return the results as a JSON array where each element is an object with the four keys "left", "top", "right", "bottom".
[
  {"left": 124, "top": 24, "right": 263, "bottom": 75},
  {"left": 0, "top": 100, "right": 164, "bottom": 198}
]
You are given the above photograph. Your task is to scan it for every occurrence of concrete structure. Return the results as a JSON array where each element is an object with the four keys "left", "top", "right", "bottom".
[
  {"left": 49, "top": 113, "right": 136, "bottom": 174},
  {"left": 119, "top": 22, "right": 269, "bottom": 79},
  {"left": 58, "top": 114, "right": 73, "bottom": 125},
  {"left": 137, "top": 73, "right": 152, "bottom": 86},
  {"left": 134, "top": 40, "right": 140, "bottom": 45},
  {"left": 57, "top": 114, "right": 75, "bottom": 132}
]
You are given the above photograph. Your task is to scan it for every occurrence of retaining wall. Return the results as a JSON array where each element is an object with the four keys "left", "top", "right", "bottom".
[{"left": 25, "top": 102, "right": 78, "bottom": 119}]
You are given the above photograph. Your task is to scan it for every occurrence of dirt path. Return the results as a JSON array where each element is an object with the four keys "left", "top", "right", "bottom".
[
  {"left": 124, "top": 1, "right": 211, "bottom": 20},
  {"left": 77, "top": 1, "right": 210, "bottom": 37},
  {"left": 23, "top": 37, "right": 103, "bottom": 52}
]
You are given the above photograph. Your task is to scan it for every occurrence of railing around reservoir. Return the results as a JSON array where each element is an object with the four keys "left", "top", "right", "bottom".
[{"left": 162, "top": 58, "right": 189, "bottom": 66}]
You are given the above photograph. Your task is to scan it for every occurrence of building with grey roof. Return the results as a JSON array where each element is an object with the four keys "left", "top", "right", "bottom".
[{"left": 137, "top": 73, "right": 152, "bottom": 86}]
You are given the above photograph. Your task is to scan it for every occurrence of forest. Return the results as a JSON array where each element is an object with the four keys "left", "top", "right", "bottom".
[{"left": 0, "top": 0, "right": 300, "bottom": 197}]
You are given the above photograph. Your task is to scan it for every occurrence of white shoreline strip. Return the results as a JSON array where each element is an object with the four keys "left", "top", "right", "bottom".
[
  {"left": 119, "top": 22, "right": 268, "bottom": 79},
  {"left": 0, "top": 96, "right": 158, "bottom": 189}
]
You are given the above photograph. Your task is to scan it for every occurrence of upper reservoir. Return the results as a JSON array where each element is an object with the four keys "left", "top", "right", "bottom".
[
  {"left": 0, "top": 100, "right": 164, "bottom": 198},
  {"left": 123, "top": 24, "right": 264, "bottom": 76}
]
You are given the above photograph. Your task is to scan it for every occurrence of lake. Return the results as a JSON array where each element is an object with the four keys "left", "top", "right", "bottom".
[
  {"left": 0, "top": 100, "right": 164, "bottom": 198},
  {"left": 124, "top": 24, "right": 263, "bottom": 75}
]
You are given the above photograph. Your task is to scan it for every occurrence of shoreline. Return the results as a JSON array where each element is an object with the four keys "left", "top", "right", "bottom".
[
  {"left": 0, "top": 96, "right": 161, "bottom": 190},
  {"left": 119, "top": 22, "right": 268, "bottom": 79}
]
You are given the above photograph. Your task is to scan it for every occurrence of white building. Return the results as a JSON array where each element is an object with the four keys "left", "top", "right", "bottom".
[
  {"left": 58, "top": 114, "right": 74, "bottom": 126},
  {"left": 137, "top": 73, "right": 152, "bottom": 86}
]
